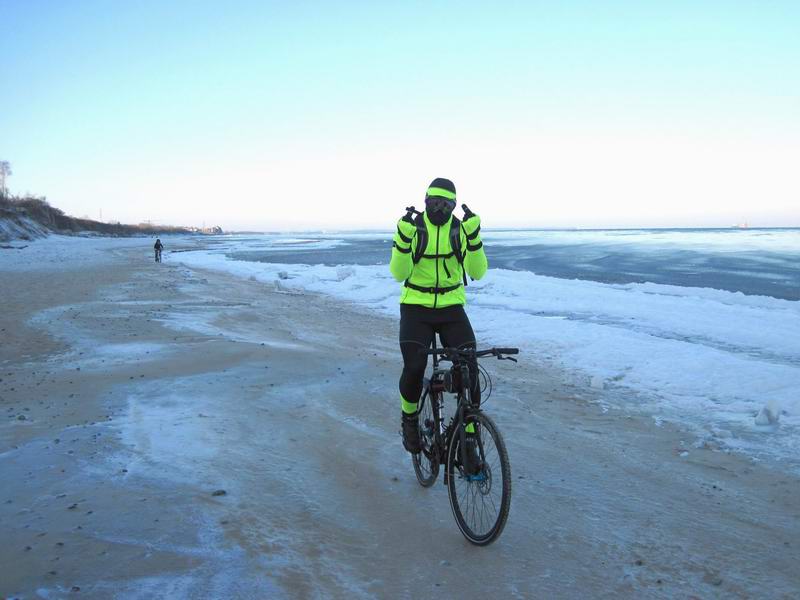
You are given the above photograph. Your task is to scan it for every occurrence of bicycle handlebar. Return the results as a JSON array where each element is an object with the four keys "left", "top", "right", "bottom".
[{"left": 420, "top": 346, "right": 520, "bottom": 361}]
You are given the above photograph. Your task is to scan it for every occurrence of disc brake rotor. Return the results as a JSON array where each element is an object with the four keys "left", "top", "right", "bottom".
[{"left": 476, "top": 464, "right": 492, "bottom": 495}]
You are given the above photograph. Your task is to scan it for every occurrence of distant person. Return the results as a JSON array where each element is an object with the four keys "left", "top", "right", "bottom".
[
  {"left": 154, "top": 238, "right": 163, "bottom": 263},
  {"left": 390, "top": 177, "right": 488, "bottom": 469}
]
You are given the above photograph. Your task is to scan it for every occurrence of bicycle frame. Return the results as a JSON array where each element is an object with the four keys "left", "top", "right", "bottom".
[{"left": 422, "top": 338, "right": 482, "bottom": 484}]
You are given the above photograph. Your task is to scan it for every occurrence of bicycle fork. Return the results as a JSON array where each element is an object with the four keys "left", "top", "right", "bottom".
[{"left": 465, "top": 362, "right": 490, "bottom": 476}]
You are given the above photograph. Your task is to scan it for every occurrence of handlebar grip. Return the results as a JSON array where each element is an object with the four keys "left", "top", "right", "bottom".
[{"left": 495, "top": 348, "right": 519, "bottom": 355}]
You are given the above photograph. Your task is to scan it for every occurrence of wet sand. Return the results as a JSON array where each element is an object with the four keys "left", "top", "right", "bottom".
[{"left": 1, "top": 238, "right": 798, "bottom": 599}]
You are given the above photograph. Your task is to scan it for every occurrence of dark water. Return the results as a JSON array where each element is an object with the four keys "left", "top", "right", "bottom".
[{"left": 220, "top": 229, "right": 800, "bottom": 301}]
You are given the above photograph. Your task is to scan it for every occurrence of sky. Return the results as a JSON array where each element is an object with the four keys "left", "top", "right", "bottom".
[{"left": 1, "top": 0, "right": 798, "bottom": 230}]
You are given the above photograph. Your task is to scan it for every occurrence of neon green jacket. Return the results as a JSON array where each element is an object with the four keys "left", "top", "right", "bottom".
[{"left": 390, "top": 212, "right": 488, "bottom": 308}]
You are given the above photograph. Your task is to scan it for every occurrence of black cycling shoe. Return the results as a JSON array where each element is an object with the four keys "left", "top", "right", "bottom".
[
  {"left": 463, "top": 434, "right": 482, "bottom": 476},
  {"left": 401, "top": 413, "right": 421, "bottom": 454}
]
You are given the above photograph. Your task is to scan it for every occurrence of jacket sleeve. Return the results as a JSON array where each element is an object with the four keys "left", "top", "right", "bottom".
[
  {"left": 390, "top": 225, "right": 415, "bottom": 282},
  {"left": 462, "top": 224, "right": 487, "bottom": 281}
]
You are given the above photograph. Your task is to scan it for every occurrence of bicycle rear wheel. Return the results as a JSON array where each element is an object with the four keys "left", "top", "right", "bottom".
[
  {"left": 412, "top": 388, "right": 439, "bottom": 487},
  {"left": 446, "top": 412, "right": 511, "bottom": 545}
]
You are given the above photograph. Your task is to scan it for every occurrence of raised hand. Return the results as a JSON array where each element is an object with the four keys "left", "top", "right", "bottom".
[
  {"left": 461, "top": 204, "right": 480, "bottom": 235},
  {"left": 398, "top": 208, "right": 418, "bottom": 239}
]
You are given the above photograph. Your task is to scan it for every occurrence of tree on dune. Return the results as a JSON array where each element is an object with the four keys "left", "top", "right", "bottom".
[{"left": 0, "top": 161, "right": 11, "bottom": 197}]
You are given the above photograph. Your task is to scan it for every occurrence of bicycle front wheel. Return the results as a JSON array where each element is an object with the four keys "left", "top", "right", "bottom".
[
  {"left": 446, "top": 412, "right": 511, "bottom": 545},
  {"left": 412, "top": 388, "right": 439, "bottom": 487}
]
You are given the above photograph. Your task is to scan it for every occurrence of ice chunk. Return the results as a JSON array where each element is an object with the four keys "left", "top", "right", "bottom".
[
  {"left": 336, "top": 266, "right": 356, "bottom": 281},
  {"left": 590, "top": 375, "right": 605, "bottom": 390},
  {"left": 755, "top": 402, "right": 780, "bottom": 426}
]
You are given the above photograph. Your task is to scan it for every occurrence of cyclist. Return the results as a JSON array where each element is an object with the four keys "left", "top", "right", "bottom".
[
  {"left": 154, "top": 238, "right": 163, "bottom": 262},
  {"left": 390, "top": 177, "right": 488, "bottom": 469}
]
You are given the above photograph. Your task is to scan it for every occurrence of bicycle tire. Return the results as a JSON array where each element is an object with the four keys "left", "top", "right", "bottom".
[
  {"left": 446, "top": 412, "right": 511, "bottom": 545},
  {"left": 412, "top": 388, "right": 439, "bottom": 487}
]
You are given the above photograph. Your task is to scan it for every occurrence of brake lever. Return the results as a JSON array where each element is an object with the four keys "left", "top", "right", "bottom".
[{"left": 498, "top": 356, "right": 518, "bottom": 363}]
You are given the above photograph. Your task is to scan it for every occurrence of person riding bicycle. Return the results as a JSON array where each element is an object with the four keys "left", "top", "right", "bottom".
[
  {"left": 390, "top": 177, "right": 488, "bottom": 470},
  {"left": 154, "top": 238, "right": 163, "bottom": 262}
]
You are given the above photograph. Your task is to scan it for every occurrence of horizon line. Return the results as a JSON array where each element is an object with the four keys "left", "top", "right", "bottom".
[{"left": 219, "top": 225, "right": 800, "bottom": 235}]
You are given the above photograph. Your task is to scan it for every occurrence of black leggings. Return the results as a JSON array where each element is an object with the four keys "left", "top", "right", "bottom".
[{"left": 399, "top": 303, "right": 479, "bottom": 410}]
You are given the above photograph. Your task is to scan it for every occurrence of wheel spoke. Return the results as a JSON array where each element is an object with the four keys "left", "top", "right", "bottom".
[
  {"left": 459, "top": 479, "right": 469, "bottom": 510},
  {"left": 486, "top": 485, "right": 498, "bottom": 517},
  {"left": 467, "top": 486, "right": 475, "bottom": 531},
  {"left": 478, "top": 493, "right": 487, "bottom": 533}
]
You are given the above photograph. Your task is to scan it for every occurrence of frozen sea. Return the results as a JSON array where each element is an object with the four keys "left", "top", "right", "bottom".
[
  {"left": 213, "top": 227, "right": 800, "bottom": 301},
  {"left": 178, "top": 228, "right": 800, "bottom": 468}
]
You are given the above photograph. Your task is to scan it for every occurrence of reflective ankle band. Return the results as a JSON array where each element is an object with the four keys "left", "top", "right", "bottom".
[{"left": 401, "top": 396, "right": 418, "bottom": 414}]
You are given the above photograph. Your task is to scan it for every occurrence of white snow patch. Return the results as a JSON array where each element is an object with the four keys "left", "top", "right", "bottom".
[{"left": 0, "top": 234, "right": 164, "bottom": 272}]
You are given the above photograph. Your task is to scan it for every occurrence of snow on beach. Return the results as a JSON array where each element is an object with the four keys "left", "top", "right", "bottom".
[
  {"left": 0, "top": 234, "right": 151, "bottom": 272},
  {"left": 178, "top": 233, "right": 800, "bottom": 466},
  {"left": 2, "top": 233, "right": 797, "bottom": 464}
]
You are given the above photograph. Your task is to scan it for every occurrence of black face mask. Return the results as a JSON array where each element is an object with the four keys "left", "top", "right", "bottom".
[{"left": 425, "top": 197, "right": 455, "bottom": 226}]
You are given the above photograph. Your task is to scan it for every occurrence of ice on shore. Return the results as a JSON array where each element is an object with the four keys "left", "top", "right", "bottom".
[{"left": 177, "top": 244, "right": 800, "bottom": 464}]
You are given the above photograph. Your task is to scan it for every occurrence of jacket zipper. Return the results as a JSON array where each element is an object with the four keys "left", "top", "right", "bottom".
[{"left": 433, "top": 224, "right": 440, "bottom": 309}]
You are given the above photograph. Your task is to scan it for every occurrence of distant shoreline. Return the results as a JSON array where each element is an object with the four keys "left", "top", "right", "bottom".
[{"left": 0, "top": 193, "right": 223, "bottom": 243}]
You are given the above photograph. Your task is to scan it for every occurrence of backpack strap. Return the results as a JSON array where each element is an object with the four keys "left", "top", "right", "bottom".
[
  {"left": 449, "top": 217, "right": 463, "bottom": 264},
  {"left": 449, "top": 216, "right": 468, "bottom": 287},
  {"left": 411, "top": 213, "right": 428, "bottom": 264},
  {"left": 404, "top": 281, "right": 462, "bottom": 295}
]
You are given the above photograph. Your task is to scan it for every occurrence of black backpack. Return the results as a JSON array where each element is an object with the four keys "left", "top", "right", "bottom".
[{"left": 411, "top": 214, "right": 468, "bottom": 286}]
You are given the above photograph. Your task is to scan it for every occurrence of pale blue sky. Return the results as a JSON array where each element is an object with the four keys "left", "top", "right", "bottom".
[{"left": 2, "top": 0, "right": 798, "bottom": 229}]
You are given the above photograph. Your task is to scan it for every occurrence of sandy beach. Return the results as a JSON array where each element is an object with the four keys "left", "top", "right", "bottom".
[{"left": 1, "top": 237, "right": 798, "bottom": 599}]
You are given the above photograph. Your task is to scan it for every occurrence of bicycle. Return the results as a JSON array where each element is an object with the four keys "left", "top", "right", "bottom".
[
  {"left": 411, "top": 339, "right": 519, "bottom": 545},
  {"left": 155, "top": 249, "right": 162, "bottom": 263}
]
